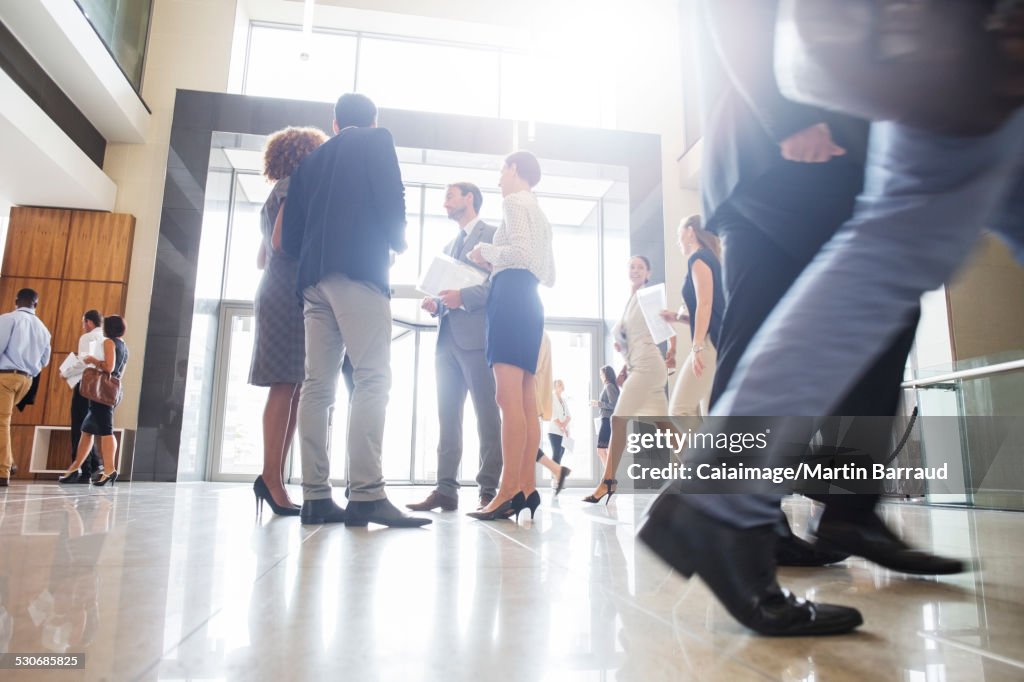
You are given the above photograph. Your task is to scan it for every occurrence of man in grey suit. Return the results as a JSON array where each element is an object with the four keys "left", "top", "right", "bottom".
[{"left": 408, "top": 182, "right": 502, "bottom": 512}]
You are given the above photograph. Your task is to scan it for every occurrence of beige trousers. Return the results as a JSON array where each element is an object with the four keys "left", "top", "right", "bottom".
[
  {"left": 0, "top": 373, "right": 32, "bottom": 477},
  {"left": 668, "top": 340, "right": 718, "bottom": 417}
]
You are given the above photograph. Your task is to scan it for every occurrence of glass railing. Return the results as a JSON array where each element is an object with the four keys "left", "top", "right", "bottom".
[
  {"left": 73, "top": 0, "right": 153, "bottom": 92},
  {"left": 903, "top": 351, "right": 1024, "bottom": 510}
]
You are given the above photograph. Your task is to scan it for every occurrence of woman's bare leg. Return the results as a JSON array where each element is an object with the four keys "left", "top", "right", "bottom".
[
  {"left": 588, "top": 416, "right": 629, "bottom": 498},
  {"left": 480, "top": 363, "right": 527, "bottom": 513},
  {"left": 518, "top": 372, "right": 539, "bottom": 495},
  {"left": 262, "top": 383, "right": 300, "bottom": 507}
]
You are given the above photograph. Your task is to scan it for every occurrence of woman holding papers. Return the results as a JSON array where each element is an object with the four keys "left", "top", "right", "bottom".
[
  {"left": 467, "top": 150, "right": 556, "bottom": 521},
  {"left": 249, "top": 126, "right": 327, "bottom": 516},
  {"left": 60, "top": 316, "right": 128, "bottom": 486},
  {"left": 584, "top": 256, "right": 672, "bottom": 504},
  {"left": 661, "top": 215, "right": 724, "bottom": 417}
]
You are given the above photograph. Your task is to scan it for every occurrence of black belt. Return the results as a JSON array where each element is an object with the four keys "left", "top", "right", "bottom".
[{"left": 0, "top": 369, "right": 30, "bottom": 377}]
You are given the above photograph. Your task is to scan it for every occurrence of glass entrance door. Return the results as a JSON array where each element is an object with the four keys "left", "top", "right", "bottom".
[{"left": 207, "top": 304, "right": 603, "bottom": 487}]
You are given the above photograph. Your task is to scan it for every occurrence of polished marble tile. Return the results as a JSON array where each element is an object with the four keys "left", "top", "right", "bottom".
[{"left": 1, "top": 482, "right": 1023, "bottom": 681}]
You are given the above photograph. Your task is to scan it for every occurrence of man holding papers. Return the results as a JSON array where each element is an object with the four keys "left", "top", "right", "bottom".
[
  {"left": 61, "top": 310, "right": 105, "bottom": 483},
  {"left": 410, "top": 182, "right": 502, "bottom": 511}
]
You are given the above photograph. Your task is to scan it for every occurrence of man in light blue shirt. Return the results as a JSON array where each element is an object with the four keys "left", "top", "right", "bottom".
[{"left": 0, "top": 288, "right": 52, "bottom": 485}]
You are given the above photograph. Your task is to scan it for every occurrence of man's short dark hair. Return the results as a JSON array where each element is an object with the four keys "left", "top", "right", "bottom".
[
  {"left": 334, "top": 93, "right": 377, "bottom": 129},
  {"left": 504, "top": 150, "right": 542, "bottom": 187},
  {"left": 103, "top": 315, "right": 126, "bottom": 339},
  {"left": 449, "top": 182, "right": 483, "bottom": 214},
  {"left": 15, "top": 288, "right": 38, "bottom": 307},
  {"left": 83, "top": 310, "right": 103, "bottom": 328}
]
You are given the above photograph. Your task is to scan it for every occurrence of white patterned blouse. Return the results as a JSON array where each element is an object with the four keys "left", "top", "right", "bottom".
[{"left": 479, "top": 190, "right": 556, "bottom": 286}]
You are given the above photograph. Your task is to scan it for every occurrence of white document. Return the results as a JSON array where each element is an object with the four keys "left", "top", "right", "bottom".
[
  {"left": 417, "top": 254, "right": 487, "bottom": 297},
  {"left": 60, "top": 353, "right": 87, "bottom": 387},
  {"left": 636, "top": 283, "right": 676, "bottom": 345},
  {"left": 563, "top": 436, "right": 576, "bottom": 453}
]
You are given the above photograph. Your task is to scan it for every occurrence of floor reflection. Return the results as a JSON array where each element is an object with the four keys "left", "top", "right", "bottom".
[{"left": 1, "top": 482, "right": 1023, "bottom": 680}]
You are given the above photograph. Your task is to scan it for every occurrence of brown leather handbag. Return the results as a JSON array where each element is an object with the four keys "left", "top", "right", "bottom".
[
  {"left": 775, "top": 0, "right": 1024, "bottom": 135},
  {"left": 79, "top": 367, "right": 122, "bottom": 407}
]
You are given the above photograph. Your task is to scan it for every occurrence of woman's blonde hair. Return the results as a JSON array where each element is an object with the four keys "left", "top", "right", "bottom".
[
  {"left": 680, "top": 214, "right": 721, "bottom": 260},
  {"left": 263, "top": 126, "right": 328, "bottom": 182}
]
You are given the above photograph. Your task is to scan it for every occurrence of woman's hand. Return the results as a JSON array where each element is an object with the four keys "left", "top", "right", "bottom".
[
  {"left": 659, "top": 309, "right": 676, "bottom": 322},
  {"left": 82, "top": 356, "right": 100, "bottom": 366},
  {"left": 613, "top": 341, "right": 622, "bottom": 353},
  {"left": 468, "top": 245, "right": 491, "bottom": 269},
  {"left": 590, "top": 399, "right": 600, "bottom": 407},
  {"left": 665, "top": 348, "right": 676, "bottom": 370},
  {"left": 692, "top": 347, "right": 705, "bottom": 378}
]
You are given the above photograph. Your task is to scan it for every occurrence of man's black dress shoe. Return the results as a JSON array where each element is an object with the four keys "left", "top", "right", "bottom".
[
  {"left": 814, "top": 511, "right": 965, "bottom": 575},
  {"left": 300, "top": 498, "right": 347, "bottom": 524},
  {"left": 346, "top": 498, "right": 432, "bottom": 528},
  {"left": 638, "top": 489, "right": 863, "bottom": 636},
  {"left": 775, "top": 516, "right": 849, "bottom": 567}
]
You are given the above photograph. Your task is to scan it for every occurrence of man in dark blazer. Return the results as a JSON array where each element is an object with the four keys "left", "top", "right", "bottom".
[
  {"left": 282, "top": 93, "right": 429, "bottom": 528},
  {"left": 408, "top": 182, "right": 502, "bottom": 512}
]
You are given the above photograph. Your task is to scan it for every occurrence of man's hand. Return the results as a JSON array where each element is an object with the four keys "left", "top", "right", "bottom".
[
  {"left": 439, "top": 289, "right": 463, "bottom": 309},
  {"left": 780, "top": 123, "right": 846, "bottom": 163},
  {"left": 421, "top": 297, "right": 438, "bottom": 314}
]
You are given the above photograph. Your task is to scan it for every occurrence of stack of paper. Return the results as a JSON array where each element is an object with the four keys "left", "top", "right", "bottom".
[
  {"left": 59, "top": 353, "right": 87, "bottom": 388},
  {"left": 636, "top": 283, "right": 676, "bottom": 345},
  {"left": 418, "top": 254, "right": 488, "bottom": 297}
]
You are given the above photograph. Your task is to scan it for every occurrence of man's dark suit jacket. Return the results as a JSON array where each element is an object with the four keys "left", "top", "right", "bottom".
[
  {"left": 282, "top": 126, "right": 406, "bottom": 296},
  {"left": 696, "top": 0, "right": 869, "bottom": 245}
]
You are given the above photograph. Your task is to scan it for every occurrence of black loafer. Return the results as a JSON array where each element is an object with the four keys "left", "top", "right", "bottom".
[
  {"left": 777, "top": 532, "right": 850, "bottom": 567},
  {"left": 638, "top": 487, "right": 863, "bottom": 636},
  {"left": 300, "top": 498, "right": 347, "bottom": 524},
  {"left": 815, "top": 512, "right": 965, "bottom": 575},
  {"left": 346, "top": 498, "right": 431, "bottom": 528}
]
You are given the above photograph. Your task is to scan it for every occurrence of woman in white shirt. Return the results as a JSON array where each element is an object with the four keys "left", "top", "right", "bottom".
[
  {"left": 468, "top": 151, "right": 555, "bottom": 521},
  {"left": 547, "top": 379, "right": 571, "bottom": 464}
]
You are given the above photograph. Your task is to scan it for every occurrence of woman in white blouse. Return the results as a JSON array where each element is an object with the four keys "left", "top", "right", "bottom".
[{"left": 467, "top": 151, "right": 555, "bottom": 521}]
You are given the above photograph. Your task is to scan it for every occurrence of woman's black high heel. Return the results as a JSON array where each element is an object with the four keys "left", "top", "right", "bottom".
[
  {"left": 253, "top": 476, "right": 300, "bottom": 517},
  {"left": 57, "top": 468, "right": 81, "bottom": 484},
  {"left": 468, "top": 492, "right": 526, "bottom": 521},
  {"left": 524, "top": 490, "right": 541, "bottom": 520},
  {"left": 92, "top": 471, "right": 118, "bottom": 487},
  {"left": 583, "top": 479, "right": 617, "bottom": 505}
]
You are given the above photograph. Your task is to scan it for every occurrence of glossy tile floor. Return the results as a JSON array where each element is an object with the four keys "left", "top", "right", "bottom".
[{"left": 1, "top": 482, "right": 1023, "bottom": 681}]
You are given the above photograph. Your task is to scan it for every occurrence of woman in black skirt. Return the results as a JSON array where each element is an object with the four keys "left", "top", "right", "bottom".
[
  {"left": 467, "top": 151, "right": 555, "bottom": 521},
  {"left": 60, "top": 316, "right": 128, "bottom": 486},
  {"left": 591, "top": 365, "right": 619, "bottom": 469}
]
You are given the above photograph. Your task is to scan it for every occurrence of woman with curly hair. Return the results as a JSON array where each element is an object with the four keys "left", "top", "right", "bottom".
[{"left": 250, "top": 126, "right": 327, "bottom": 516}]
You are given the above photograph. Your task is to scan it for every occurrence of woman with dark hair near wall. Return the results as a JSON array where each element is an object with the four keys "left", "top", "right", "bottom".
[
  {"left": 60, "top": 315, "right": 128, "bottom": 486},
  {"left": 249, "top": 126, "right": 328, "bottom": 516},
  {"left": 585, "top": 256, "right": 674, "bottom": 504},
  {"left": 467, "top": 150, "right": 556, "bottom": 521},
  {"left": 662, "top": 215, "right": 725, "bottom": 417},
  {"left": 590, "top": 364, "right": 619, "bottom": 469}
]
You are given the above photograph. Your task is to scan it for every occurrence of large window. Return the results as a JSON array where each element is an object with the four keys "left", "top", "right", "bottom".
[{"left": 242, "top": 24, "right": 608, "bottom": 129}]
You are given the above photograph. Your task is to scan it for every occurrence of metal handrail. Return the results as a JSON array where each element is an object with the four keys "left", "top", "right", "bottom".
[{"left": 902, "top": 358, "right": 1024, "bottom": 389}]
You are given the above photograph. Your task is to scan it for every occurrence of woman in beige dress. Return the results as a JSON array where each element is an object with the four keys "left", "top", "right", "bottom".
[{"left": 584, "top": 256, "right": 676, "bottom": 504}]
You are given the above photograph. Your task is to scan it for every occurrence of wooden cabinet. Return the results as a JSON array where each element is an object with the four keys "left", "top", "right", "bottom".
[{"left": 0, "top": 207, "right": 135, "bottom": 479}]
